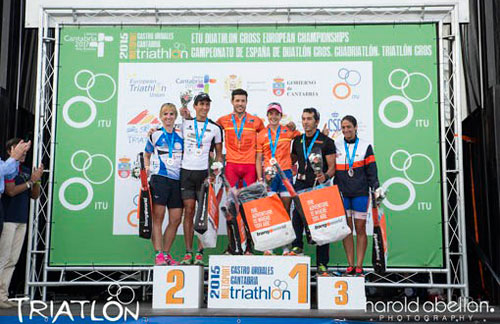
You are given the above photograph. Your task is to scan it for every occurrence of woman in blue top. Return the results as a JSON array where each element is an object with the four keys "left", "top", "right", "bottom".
[{"left": 144, "top": 103, "right": 184, "bottom": 266}]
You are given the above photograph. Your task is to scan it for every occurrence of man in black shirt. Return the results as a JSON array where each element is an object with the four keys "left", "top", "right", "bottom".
[{"left": 289, "top": 108, "right": 336, "bottom": 276}]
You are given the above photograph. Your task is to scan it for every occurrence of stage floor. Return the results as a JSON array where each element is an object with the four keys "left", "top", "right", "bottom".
[{"left": 0, "top": 303, "right": 498, "bottom": 323}]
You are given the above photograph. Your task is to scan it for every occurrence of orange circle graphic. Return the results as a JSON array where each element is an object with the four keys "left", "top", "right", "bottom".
[
  {"left": 127, "top": 209, "right": 138, "bottom": 227},
  {"left": 333, "top": 82, "right": 352, "bottom": 100}
]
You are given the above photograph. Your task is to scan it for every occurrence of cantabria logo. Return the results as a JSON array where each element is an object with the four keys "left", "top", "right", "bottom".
[
  {"left": 89, "top": 33, "right": 114, "bottom": 57},
  {"left": 64, "top": 33, "right": 112, "bottom": 57}
]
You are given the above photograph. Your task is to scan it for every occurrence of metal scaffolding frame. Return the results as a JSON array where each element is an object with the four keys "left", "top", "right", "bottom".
[{"left": 26, "top": 4, "right": 468, "bottom": 302}]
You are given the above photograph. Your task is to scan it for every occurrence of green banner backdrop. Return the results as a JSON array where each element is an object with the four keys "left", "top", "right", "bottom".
[{"left": 51, "top": 24, "right": 442, "bottom": 267}]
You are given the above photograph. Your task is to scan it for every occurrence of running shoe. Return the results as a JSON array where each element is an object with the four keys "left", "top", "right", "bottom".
[
  {"left": 287, "top": 247, "right": 304, "bottom": 256},
  {"left": 194, "top": 252, "right": 204, "bottom": 266},
  {"left": 155, "top": 252, "right": 167, "bottom": 266},
  {"left": 164, "top": 253, "right": 179, "bottom": 266},
  {"left": 343, "top": 266, "right": 356, "bottom": 276},
  {"left": 263, "top": 250, "right": 274, "bottom": 256},
  {"left": 180, "top": 252, "right": 193, "bottom": 265},
  {"left": 317, "top": 264, "right": 330, "bottom": 277},
  {"left": 282, "top": 247, "right": 291, "bottom": 256},
  {"left": 355, "top": 267, "right": 365, "bottom": 277}
]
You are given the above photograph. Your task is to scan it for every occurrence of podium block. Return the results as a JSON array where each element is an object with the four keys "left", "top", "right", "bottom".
[
  {"left": 317, "top": 276, "right": 366, "bottom": 310},
  {"left": 152, "top": 266, "right": 203, "bottom": 309},
  {"left": 208, "top": 255, "right": 310, "bottom": 309}
]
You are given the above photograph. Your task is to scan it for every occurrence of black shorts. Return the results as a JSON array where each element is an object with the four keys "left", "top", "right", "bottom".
[
  {"left": 180, "top": 169, "right": 208, "bottom": 200},
  {"left": 149, "top": 175, "right": 183, "bottom": 208}
]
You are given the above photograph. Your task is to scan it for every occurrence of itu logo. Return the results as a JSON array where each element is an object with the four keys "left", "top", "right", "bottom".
[
  {"left": 332, "top": 68, "right": 361, "bottom": 100},
  {"left": 89, "top": 33, "right": 113, "bottom": 58}
]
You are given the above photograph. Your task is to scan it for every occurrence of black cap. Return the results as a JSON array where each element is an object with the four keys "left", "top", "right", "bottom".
[{"left": 194, "top": 93, "right": 212, "bottom": 105}]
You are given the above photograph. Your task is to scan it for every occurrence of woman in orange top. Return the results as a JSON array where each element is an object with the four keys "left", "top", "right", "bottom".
[{"left": 256, "top": 102, "right": 300, "bottom": 254}]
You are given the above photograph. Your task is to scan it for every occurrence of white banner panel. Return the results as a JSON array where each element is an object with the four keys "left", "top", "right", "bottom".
[{"left": 112, "top": 61, "right": 372, "bottom": 235}]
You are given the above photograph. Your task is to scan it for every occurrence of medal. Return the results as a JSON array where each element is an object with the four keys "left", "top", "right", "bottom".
[
  {"left": 267, "top": 126, "right": 281, "bottom": 167},
  {"left": 161, "top": 127, "right": 176, "bottom": 165},
  {"left": 232, "top": 113, "right": 247, "bottom": 143},
  {"left": 344, "top": 137, "right": 359, "bottom": 179},
  {"left": 302, "top": 130, "right": 320, "bottom": 172},
  {"left": 194, "top": 118, "right": 208, "bottom": 157}
]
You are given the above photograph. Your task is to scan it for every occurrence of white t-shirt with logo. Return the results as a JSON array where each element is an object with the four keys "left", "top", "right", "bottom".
[{"left": 181, "top": 118, "right": 223, "bottom": 171}]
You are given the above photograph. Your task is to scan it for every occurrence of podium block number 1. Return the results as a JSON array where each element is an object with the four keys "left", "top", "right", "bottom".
[
  {"left": 166, "top": 270, "right": 184, "bottom": 305},
  {"left": 288, "top": 263, "right": 309, "bottom": 304}
]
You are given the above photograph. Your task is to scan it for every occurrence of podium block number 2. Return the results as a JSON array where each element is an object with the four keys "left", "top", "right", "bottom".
[
  {"left": 166, "top": 269, "right": 184, "bottom": 304},
  {"left": 334, "top": 280, "right": 348, "bottom": 306}
]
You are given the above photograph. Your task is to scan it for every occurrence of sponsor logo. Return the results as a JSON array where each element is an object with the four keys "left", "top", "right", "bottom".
[
  {"left": 176, "top": 75, "right": 217, "bottom": 93},
  {"left": 128, "top": 109, "right": 160, "bottom": 125},
  {"left": 333, "top": 68, "right": 361, "bottom": 100},
  {"left": 273, "top": 77, "right": 319, "bottom": 97},
  {"left": 64, "top": 32, "right": 113, "bottom": 58},
  {"left": 125, "top": 32, "right": 188, "bottom": 60},
  {"left": 127, "top": 75, "right": 168, "bottom": 98},
  {"left": 117, "top": 157, "right": 132, "bottom": 179},
  {"left": 327, "top": 112, "right": 343, "bottom": 140},
  {"left": 127, "top": 195, "right": 139, "bottom": 228},
  {"left": 224, "top": 74, "right": 242, "bottom": 97},
  {"left": 272, "top": 78, "right": 285, "bottom": 96},
  {"left": 127, "top": 110, "right": 159, "bottom": 145},
  {"left": 210, "top": 265, "right": 290, "bottom": 301}
]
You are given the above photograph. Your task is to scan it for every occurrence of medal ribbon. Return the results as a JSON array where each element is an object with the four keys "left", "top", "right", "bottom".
[
  {"left": 267, "top": 126, "right": 281, "bottom": 159},
  {"left": 194, "top": 118, "right": 209, "bottom": 149},
  {"left": 302, "top": 130, "right": 320, "bottom": 167},
  {"left": 231, "top": 114, "right": 247, "bottom": 141},
  {"left": 344, "top": 138, "right": 359, "bottom": 171},
  {"left": 161, "top": 127, "right": 175, "bottom": 159}
]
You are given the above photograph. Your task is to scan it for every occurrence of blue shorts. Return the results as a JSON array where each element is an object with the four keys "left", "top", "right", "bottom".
[
  {"left": 270, "top": 169, "right": 293, "bottom": 197},
  {"left": 343, "top": 196, "right": 369, "bottom": 213}
]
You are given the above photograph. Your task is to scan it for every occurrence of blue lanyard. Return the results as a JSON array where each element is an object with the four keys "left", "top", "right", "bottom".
[
  {"left": 231, "top": 114, "right": 246, "bottom": 141},
  {"left": 302, "top": 130, "right": 320, "bottom": 165},
  {"left": 344, "top": 138, "right": 359, "bottom": 170},
  {"left": 267, "top": 126, "right": 281, "bottom": 158},
  {"left": 194, "top": 118, "right": 209, "bottom": 149},
  {"left": 161, "top": 127, "right": 175, "bottom": 158}
]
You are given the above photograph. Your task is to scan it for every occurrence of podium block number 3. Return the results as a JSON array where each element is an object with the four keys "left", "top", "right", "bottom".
[
  {"left": 334, "top": 280, "right": 348, "bottom": 306},
  {"left": 166, "top": 270, "right": 184, "bottom": 304}
]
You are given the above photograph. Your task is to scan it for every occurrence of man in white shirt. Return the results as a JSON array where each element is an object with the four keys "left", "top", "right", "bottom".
[{"left": 179, "top": 93, "right": 223, "bottom": 265}]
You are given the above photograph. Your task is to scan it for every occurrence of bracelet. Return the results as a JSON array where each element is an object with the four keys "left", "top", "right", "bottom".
[{"left": 26, "top": 181, "right": 32, "bottom": 189}]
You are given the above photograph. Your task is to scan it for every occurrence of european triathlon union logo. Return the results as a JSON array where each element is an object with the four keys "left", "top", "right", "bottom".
[{"left": 273, "top": 78, "right": 285, "bottom": 96}]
